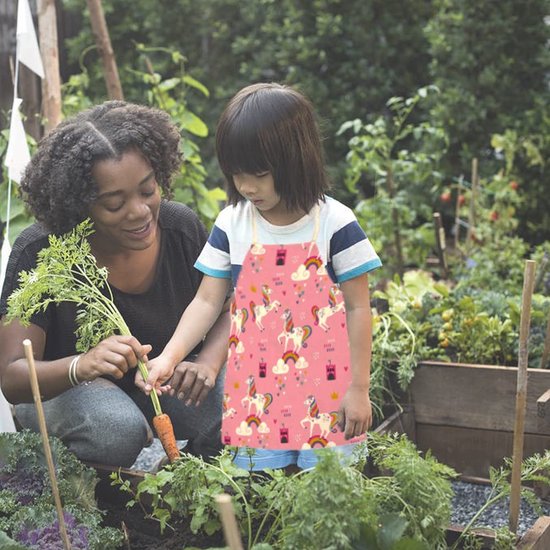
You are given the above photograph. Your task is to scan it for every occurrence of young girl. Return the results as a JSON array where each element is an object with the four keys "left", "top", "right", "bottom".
[{"left": 145, "top": 82, "right": 381, "bottom": 470}]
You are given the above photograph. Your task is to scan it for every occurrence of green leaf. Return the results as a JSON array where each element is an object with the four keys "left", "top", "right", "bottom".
[
  {"left": 183, "top": 74, "right": 210, "bottom": 97},
  {"left": 181, "top": 111, "right": 208, "bottom": 137}
]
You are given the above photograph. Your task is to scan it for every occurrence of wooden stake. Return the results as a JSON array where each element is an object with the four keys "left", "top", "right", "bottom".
[
  {"left": 433, "top": 212, "right": 448, "bottom": 279},
  {"left": 23, "top": 339, "right": 72, "bottom": 550},
  {"left": 509, "top": 260, "right": 537, "bottom": 533},
  {"left": 37, "top": 0, "right": 62, "bottom": 132},
  {"left": 215, "top": 493, "right": 244, "bottom": 550},
  {"left": 86, "top": 0, "right": 124, "bottom": 100},
  {"left": 453, "top": 182, "right": 462, "bottom": 250},
  {"left": 385, "top": 166, "right": 404, "bottom": 278},
  {"left": 466, "top": 158, "right": 478, "bottom": 243},
  {"left": 540, "top": 310, "right": 550, "bottom": 369}
]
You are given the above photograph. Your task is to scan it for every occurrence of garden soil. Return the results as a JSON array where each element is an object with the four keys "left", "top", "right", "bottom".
[{"left": 97, "top": 477, "right": 226, "bottom": 549}]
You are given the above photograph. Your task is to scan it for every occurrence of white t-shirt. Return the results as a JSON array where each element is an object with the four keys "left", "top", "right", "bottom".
[{"left": 195, "top": 196, "right": 382, "bottom": 285}]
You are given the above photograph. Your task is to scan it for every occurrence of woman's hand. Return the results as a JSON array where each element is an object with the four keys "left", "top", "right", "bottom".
[
  {"left": 168, "top": 360, "right": 218, "bottom": 407},
  {"left": 78, "top": 335, "right": 152, "bottom": 382},
  {"left": 338, "top": 384, "right": 372, "bottom": 440}
]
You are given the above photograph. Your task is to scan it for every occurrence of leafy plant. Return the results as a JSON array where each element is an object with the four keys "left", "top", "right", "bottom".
[
  {"left": 340, "top": 86, "right": 448, "bottom": 277},
  {"left": 0, "top": 430, "right": 123, "bottom": 549},
  {"left": 112, "top": 435, "right": 455, "bottom": 549}
]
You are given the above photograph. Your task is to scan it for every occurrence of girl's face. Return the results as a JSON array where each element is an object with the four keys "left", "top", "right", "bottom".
[
  {"left": 234, "top": 171, "right": 295, "bottom": 224},
  {"left": 89, "top": 150, "right": 161, "bottom": 254}
]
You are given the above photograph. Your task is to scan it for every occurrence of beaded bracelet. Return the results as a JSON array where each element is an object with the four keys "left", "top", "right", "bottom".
[{"left": 68, "top": 355, "right": 83, "bottom": 387}]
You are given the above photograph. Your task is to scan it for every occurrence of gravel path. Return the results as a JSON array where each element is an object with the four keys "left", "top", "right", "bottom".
[{"left": 450, "top": 480, "right": 550, "bottom": 537}]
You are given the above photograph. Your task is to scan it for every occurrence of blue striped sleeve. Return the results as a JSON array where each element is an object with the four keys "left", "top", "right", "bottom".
[
  {"left": 208, "top": 225, "right": 229, "bottom": 253},
  {"left": 330, "top": 221, "right": 367, "bottom": 256}
]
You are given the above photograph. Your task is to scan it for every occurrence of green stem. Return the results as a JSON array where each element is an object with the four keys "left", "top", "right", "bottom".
[
  {"left": 450, "top": 490, "right": 505, "bottom": 550},
  {"left": 31, "top": 268, "right": 164, "bottom": 416},
  {"left": 205, "top": 464, "right": 252, "bottom": 548}
]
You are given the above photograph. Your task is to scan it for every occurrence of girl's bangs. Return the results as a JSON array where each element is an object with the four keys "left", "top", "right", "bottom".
[{"left": 219, "top": 122, "right": 271, "bottom": 176}]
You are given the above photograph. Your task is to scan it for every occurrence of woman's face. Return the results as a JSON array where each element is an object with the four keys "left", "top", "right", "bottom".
[{"left": 89, "top": 150, "right": 161, "bottom": 253}]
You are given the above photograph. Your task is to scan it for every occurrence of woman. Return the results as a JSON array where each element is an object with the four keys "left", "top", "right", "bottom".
[{"left": 0, "top": 101, "right": 229, "bottom": 467}]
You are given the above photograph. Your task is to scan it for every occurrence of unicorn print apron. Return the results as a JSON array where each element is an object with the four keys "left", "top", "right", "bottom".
[{"left": 222, "top": 206, "right": 365, "bottom": 450}]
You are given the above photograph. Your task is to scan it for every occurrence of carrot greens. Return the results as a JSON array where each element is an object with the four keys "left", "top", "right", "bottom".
[{"left": 6, "top": 218, "right": 163, "bottom": 416}]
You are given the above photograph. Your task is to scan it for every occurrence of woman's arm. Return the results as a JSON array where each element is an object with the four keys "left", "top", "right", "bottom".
[
  {"left": 338, "top": 273, "right": 373, "bottom": 439},
  {"left": 0, "top": 317, "right": 151, "bottom": 403}
]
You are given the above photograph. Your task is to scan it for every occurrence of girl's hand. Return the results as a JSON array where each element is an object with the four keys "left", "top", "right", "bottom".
[
  {"left": 136, "top": 355, "right": 174, "bottom": 395},
  {"left": 79, "top": 335, "right": 152, "bottom": 382},
  {"left": 168, "top": 361, "right": 217, "bottom": 407},
  {"left": 338, "top": 384, "right": 372, "bottom": 440}
]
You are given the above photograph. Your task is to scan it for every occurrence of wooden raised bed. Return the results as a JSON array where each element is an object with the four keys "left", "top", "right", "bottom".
[{"left": 375, "top": 360, "right": 550, "bottom": 549}]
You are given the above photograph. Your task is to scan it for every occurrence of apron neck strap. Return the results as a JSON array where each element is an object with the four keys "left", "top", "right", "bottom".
[{"left": 251, "top": 203, "right": 320, "bottom": 245}]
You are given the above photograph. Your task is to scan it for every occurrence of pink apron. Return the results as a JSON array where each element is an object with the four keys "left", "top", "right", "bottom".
[{"left": 222, "top": 206, "right": 365, "bottom": 450}]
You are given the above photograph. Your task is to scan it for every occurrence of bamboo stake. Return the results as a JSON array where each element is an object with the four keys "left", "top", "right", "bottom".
[
  {"left": 509, "top": 260, "right": 537, "bottom": 533},
  {"left": 37, "top": 0, "right": 62, "bottom": 132},
  {"left": 540, "top": 310, "right": 550, "bottom": 369},
  {"left": 385, "top": 165, "right": 404, "bottom": 278},
  {"left": 23, "top": 339, "right": 72, "bottom": 550},
  {"left": 453, "top": 182, "right": 462, "bottom": 250},
  {"left": 433, "top": 212, "right": 448, "bottom": 279},
  {"left": 86, "top": 0, "right": 124, "bottom": 100},
  {"left": 215, "top": 493, "right": 244, "bottom": 550},
  {"left": 466, "top": 158, "right": 478, "bottom": 243}
]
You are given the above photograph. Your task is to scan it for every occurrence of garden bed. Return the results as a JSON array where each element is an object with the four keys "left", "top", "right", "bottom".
[
  {"left": 374, "top": 360, "right": 550, "bottom": 548},
  {"left": 395, "top": 360, "right": 550, "bottom": 477}
]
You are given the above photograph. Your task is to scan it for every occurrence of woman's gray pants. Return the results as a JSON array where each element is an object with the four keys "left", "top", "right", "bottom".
[{"left": 14, "top": 370, "right": 225, "bottom": 468}]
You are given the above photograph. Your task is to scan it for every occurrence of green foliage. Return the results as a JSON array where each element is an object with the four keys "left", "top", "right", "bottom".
[
  {"left": 59, "top": 44, "right": 225, "bottom": 229},
  {"left": 368, "top": 433, "right": 456, "bottom": 548},
  {"left": 425, "top": 0, "right": 550, "bottom": 241},
  {"left": 341, "top": 87, "right": 448, "bottom": 277},
  {"left": 62, "top": 0, "right": 435, "bottom": 206},
  {"left": 112, "top": 435, "right": 454, "bottom": 549},
  {"left": 279, "top": 450, "right": 377, "bottom": 549},
  {"left": 0, "top": 430, "right": 123, "bottom": 549}
]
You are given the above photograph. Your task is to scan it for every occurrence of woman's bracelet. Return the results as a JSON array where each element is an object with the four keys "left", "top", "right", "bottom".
[{"left": 68, "top": 355, "right": 84, "bottom": 387}]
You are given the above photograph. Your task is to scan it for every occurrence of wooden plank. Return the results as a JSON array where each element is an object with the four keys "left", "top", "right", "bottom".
[
  {"left": 374, "top": 405, "right": 415, "bottom": 439},
  {"left": 446, "top": 524, "right": 495, "bottom": 548},
  {"left": 409, "top": 363, "right": 550, "bottom": 434},
  {"left": 517, "top": 516, "right": 550, "bottom": 549},
  {"left": 414, "top": 424, "right": 550, "bottom": 478}
]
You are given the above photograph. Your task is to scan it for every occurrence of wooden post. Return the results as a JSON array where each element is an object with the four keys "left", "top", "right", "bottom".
[
  {"left": 540, "top": 311, "right": 550, "bottom": 369},
  {"left": 453, "top": 182, "right": 462, "bottom": 250},
  {"left": 86, "top": 0, "right": 124, "bottom": 100},
  {"left": 215, "top": 493, "right": 244, "bottom": 550},
  {"left": 37, "top": 0, "right": 62, "bottom": 132},
  {"left": 23, "top": 339, "right": 71, "bottom": 550},
  {"left": 509, "top": 260, "right": 537, "bottom": 533},
  {"left": 433, "top": 212, "right": 448, "bottom": 279},
  {"left": 385, "top": 166, "right": 404, "bottom": 277},
  {"left": 466, "top": 158, "right": 478, "bottom": 243}
]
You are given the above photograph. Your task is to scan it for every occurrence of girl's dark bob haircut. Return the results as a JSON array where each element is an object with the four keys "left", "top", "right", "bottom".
[{"left": 216, "top": 82, "right": 331, "bottom": 213}]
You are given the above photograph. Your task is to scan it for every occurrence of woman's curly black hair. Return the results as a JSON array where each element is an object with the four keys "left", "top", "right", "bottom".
[{"left": 20, "top": 101, "right": 182, "bottom": 234}]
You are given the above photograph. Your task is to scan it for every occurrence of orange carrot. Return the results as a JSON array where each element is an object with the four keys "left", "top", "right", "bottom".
[{"left": 153, "top": 413, "right": 180, "bottom": 463}]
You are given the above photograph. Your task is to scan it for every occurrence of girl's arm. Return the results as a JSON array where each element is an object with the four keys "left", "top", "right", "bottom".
[
  {"left": 143, "top": 275, "right": 231, "bottom": 393},
  {"left": 165, "top": 296, "right": 232, "bottom": 406},
  {"left": 338, "top": 273, "right": 373, "bottom": 439}
]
